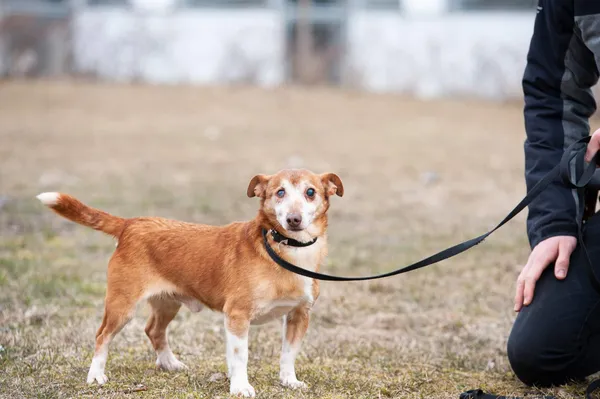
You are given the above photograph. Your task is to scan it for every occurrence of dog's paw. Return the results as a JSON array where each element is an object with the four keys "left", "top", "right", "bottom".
[
  {"left": 157, "top": 358, "right": 188, "bottom": 371},
  {"left": 230, "top": 381, "right": 256, "bottom": 397},
  {"left": 156, "top": 351, "right": 188, "bottom": 372},
  {"left": 280, "top": 376, "right": 307, "bottom": 389},
  {"left": 86, "top": 370, "right": 108, "bottom": 385}
]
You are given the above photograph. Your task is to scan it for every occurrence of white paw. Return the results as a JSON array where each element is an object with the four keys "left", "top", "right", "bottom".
[
  {"left": 157, "top": 357, "right": 188, "bottom": 371},
  {"left": 156, "top": 350, "right": 188, "bottom": 371},
  {"left": 86, "top": 370, "right": 108, "bottom": 385},
  {"left": 280, "top": 375, "right": 307, "bottom": 389},
  {"left": 230, "top": 381, "right": 256, "bottom": 397}
]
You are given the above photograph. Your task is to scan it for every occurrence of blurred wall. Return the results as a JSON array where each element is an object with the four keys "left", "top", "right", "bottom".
[
  {"left": 73, "top": 7, "right": 284, "bottom": 86},
  {"left": 345, "top": 10, "right": 535, "bottom": 100},
  {"left": 0, "top": 0, "right": 533, "bottom": 100},
  {"left": 70, "top": 3, "right": 535, "bottom": 100}
]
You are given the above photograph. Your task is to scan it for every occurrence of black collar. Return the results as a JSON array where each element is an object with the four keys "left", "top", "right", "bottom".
[
  {"left": 262, "top": 228, "right": 319, "bottom": 276},
  {"left": 266, "top": 228, "right": 318, "bottom": 247}
]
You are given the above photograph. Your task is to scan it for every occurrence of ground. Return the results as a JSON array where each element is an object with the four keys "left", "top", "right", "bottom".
[{"left": 0, "top": 81, "right": 596, "bottom": 398}]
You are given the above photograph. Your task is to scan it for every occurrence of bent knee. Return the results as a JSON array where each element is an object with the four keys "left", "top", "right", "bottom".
[
  {"left": 507, "top": 331, "right": 575, "bottom": 387},
  {"left": 507, "top": 333, "right": 547, "bottom": 386}
]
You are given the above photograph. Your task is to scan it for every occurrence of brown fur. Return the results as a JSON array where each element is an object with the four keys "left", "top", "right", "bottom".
[
  {"left": 38, "top": 168, "right": 343, "bottom": 393},
  {"left": 47, "top": 193, "right": 125, "bottom": 237}
]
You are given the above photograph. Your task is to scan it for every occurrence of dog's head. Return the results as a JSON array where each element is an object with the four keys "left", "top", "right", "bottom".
[{"left": 247, "top": 169, "right": 343, "bottom": 241}]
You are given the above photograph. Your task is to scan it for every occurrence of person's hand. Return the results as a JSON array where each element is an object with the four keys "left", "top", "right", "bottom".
[
  {"left": 585, "top": 128, "right": 600, "bottom": 162},
  {"left": 515, "top": 129, "right": 598, "bottom": 312},
  {"left": 514, "top": 235, "right": 577, "bottom": 312}
]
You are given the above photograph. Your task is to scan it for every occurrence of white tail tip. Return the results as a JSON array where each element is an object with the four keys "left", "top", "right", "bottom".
[{"left": 36, "top": 192, "right": 60, "bottom": 206}]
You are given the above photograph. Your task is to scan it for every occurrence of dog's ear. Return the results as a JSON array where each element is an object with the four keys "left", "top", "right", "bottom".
[
  {"left": 321, "top": 173, "right": 344, "bottom": 197},
  {"left": 247, "top": 174, "right": 270, "bottom": 198}
]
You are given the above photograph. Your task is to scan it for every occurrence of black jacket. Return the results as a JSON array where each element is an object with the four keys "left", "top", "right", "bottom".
[{"left": 524, "top": 0, "right": 600, "bottom": 248}]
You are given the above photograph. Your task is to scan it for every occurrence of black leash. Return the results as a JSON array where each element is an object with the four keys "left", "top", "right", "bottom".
[
  {"left": 262, "top": 136, "right": 600, "bottom": 399},
  {"left": 264, "top": 136, "right": 600, "bottom": 289},
  {"left": 460, "top": 379, "right": 600, "bottom": 399},
  {"left": 459, "top": 389, "right": 555, "bottom": 399}
]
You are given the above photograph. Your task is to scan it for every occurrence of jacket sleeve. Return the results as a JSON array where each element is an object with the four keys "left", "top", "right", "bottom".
[{"left": 523, "top": 0, "right": 598, "bottom": 249}]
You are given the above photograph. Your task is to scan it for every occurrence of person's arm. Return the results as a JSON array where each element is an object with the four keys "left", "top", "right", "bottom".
[
  {"left": 524, "top": 0, "right": 598, "bottom": 248},
  {"left": 515, "top": 0, "right": 598, "bottom": 311}
]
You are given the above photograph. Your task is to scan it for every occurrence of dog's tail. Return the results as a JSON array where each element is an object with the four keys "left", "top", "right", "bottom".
[{"left": 36, "top": 192, "right": 125, "bottom": 237}]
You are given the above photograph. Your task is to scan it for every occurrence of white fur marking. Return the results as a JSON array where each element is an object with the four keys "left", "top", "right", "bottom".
[
  {"left": 225, "top": 318, "right": 255, "bottom": 397},
  {"left": 36, "top": 192, "right": 59, "bottom": 206},
  {"left": 273, "top": 180, "right": 319, "bottom": 236},
  {"left": 87, "top": 344, "right": 109, "bottom": 385},
  {"left": 302, "top": 275, "right": 314, "bottom": 305},
  {"left": 156, "top": 348, "right": 187, "bottom": 371},
  {"left": 282, "top": 242, "right": 322, "bottom": 305},
  {"left": 280, "top": 316, "right": 307, "bottom": 389},
  {"left": 252, "top": 238, "right": 321, "bottom": 324}
]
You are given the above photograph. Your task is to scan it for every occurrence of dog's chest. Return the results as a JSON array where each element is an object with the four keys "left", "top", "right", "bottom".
[
  {"left": 251, "top": 277, "right": 313, "bottom": 325},
  {"left": 251, "top": 244, "right": 320, "bottom": 325}
]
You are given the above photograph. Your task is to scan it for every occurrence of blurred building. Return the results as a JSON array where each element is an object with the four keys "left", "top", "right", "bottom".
[{"left": 0, "top": 0, "right": 537, "bottom": 99}]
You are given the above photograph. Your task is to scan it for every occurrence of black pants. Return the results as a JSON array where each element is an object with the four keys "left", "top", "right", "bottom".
[{"left": 507, "top": 212, "right": 600, "bottom": 387}]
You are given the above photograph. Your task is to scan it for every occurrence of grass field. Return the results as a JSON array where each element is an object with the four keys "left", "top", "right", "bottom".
[{"left": 0, "top": 81, "right": 596, "bottom": 398}]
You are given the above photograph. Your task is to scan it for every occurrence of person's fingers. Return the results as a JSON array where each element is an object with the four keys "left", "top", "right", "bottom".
[
  {"left": 554, "top": 238, "right": 575, "bottom": 279},
  {"left": 515, "top": 237, "right": 575, "bottom": 312},
  {"left": 522, "top": 252, "right": 554, "bottom": 306},
  {"left": 514, "top": 272, "right": 526, "bottom": 312},
  {"left": 585, "top": 130, "right": 600, "bottom": 162},
  {"left": 515, "top": 255, "right": 534, "bottom": 312}
]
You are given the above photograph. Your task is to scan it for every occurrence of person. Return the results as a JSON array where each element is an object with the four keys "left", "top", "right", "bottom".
[{"left": 507, "top": 0, "right": 600, "bottom": 387}]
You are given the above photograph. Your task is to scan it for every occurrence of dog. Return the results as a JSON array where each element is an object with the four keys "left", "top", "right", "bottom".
[{"left": 36, "top": 169, "right": 343, "bottom": 397}]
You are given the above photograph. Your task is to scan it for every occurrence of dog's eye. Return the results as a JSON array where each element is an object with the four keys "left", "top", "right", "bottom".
[
  {"left": 276, "top": 189, "right": 285, "bottom": 198},
  {"left": 306, "top": 188, "right": 315, "bottom": 198}
]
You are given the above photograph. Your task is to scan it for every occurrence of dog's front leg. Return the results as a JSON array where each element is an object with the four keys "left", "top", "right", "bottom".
[
  {"left": 224, "top": 312, "right": 255, "bottom": 398},
  {"left": 280, "top": 307, "right": 309, "bottom": 389}
]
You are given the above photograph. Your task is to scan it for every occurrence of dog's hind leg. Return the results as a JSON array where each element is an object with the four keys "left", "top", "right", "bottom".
[
  {"left": 87, "top": 287, "right": 137, "bottom": 385},
  {"left": 145, "top": 297, "right": 187, "bottom": 371}
]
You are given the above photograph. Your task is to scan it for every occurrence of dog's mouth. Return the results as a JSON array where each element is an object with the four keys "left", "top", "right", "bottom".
[{"left": 287, "top": 227, "right": 304, "bottom": 232}]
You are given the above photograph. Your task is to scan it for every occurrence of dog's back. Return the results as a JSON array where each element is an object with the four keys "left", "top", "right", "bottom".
[{"left": 36, "top": 168, "right": 343, "bottom": 397}]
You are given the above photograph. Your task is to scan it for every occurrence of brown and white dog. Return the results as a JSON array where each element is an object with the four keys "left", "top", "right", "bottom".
[{"left": 36, "top": 169, "right": 343, "bottom": 397}]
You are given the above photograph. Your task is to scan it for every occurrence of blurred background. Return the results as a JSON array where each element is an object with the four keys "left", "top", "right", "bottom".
[
  {"left": 8, "top": 1, "right": 597, "bottom": 398},
  {"left": 0, "top": 0, "right": 537, "bottom": 100}
]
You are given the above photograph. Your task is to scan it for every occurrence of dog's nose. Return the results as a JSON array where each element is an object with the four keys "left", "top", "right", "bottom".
[{"left": 286, "top": 213, "right": 302, "bottom": 229}]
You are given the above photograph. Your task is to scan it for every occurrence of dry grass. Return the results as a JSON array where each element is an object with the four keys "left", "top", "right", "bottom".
[{"left": 0, "top": 81, "right": 595, "bottom": 398}]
